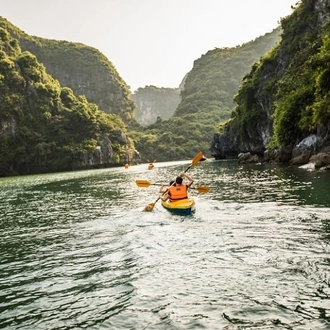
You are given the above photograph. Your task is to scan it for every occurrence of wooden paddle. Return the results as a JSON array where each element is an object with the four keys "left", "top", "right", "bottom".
[
  {"left": 143, "top": 152, "right": 204, "bottom": 212},
  {"left": 136, "top": 180, "right": 210, "bottom": 193}
]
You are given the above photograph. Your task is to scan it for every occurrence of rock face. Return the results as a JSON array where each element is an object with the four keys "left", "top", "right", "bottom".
[
  {"left": 210, "top": 0, "right": 330, "bottom": 170},
  {"left": 0, "top": 118, "right": 16, "bottom": 135},
  {"left": 0, "top": 17, "right": 135, "bottom": 124},
  {"left": 0, "top": 23, "right": 139, "bottom": 176},
  {"left": 238, "top": 152, "right": 259, "bottom": 164},
  {"left": 131, "top": 86, "right": 180, "bottom": 125},
  {"left": 291, "top": 135, "right": 318, "bottom": 165},
  {"left": 210, "top": 124, "right": 239, "bottom": 159},
  {"left": 71, "top": 135, "right": 139, "bottom": 170}
]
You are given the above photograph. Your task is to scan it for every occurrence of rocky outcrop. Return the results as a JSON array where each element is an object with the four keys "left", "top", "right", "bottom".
[
  {"left": 132, "top": 86, "right": 180, "bottom": 125},
  {"left": 0, "top": 118, "right": 16, "bottom": 135},
  {"left": 210, "top": 124, "right": 238, "bottom": 159},
  {"left": 238, "top": 152, "right": 259, "bottom": 164},
  {"left": 310, "top": 152, "right": 330, "bottom": 167},
  {"left": 210, "top": 119, "right": 270, "bottom": 160},
  {"left": 0, "top": 17, "right": 136, "bottom": 124},
  {"left": 210, "top": 0, "right": 330, "bottom": 170},
  {"left": 0, "top": 25, "right": 139, "bottom": 176},
  {"left": 71, "top": 135, "right": 139, "bottom": 170},
  {"left": 291, "top": 135, "right": 318, "bottom": 165},
  {"left": 299, "top": 152, "right": 330, "bottom": 171}
]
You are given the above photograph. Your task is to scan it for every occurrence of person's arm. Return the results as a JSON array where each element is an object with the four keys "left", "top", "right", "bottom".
[
  {"left": 159, "top": 184, "right": 166, "bottom": 193},
  {"left": 160, "top": 192, "right": 170, "bottom": 201},
  {"left": 180, "top": 172, "right": 194, "bottom": 187}
]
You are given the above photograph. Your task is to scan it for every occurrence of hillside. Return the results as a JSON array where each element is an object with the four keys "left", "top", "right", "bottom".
[
  {"left": 0, "top": 26, "right": 137, "bottom": 176},
  {"left": 0, "top": 16, "right": 136, "bottom": 125},
  {"left": 2, "top": 1, "right": 324, "bottom": 176},
  {"left": 130, "top": 28, "right": 282, "bottom": 161},
  {"left": 132, "top": 86, "right": 180, "bottom": 125},
  {"left": 210, "top": 0, "right": 330, "bottom": 168}
]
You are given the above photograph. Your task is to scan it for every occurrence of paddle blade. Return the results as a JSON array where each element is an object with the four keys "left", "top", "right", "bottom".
[
  {"left": 143, "top": 202, "right": 156, "bottom": 212},
  {"left": 191, "top": 152, "right": 204, "bottom": 166},
  {"left": 141, "top": 152, "right": 204, "bottom": 212},
  {"left": 196, "top": 186, "right": 210, "bottom": 193},
  {"left": 136, "top": 179, "right": 151, "bottom": 188}
]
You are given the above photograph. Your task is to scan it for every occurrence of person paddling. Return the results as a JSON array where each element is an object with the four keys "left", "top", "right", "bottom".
[
  {"left": 161, "top": 172, "right": 193, "bottom": 202},
  {"left": 159, "top": 180, "right": 175, "bottom": 194}
]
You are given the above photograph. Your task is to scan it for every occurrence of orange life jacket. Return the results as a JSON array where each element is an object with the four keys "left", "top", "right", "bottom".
[{"left": 168, "top": 185, "right": 188, "bottom": 201}]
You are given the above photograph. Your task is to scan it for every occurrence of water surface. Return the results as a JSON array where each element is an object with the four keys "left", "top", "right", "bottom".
[{"left": 0, "top": 160, "right": 329, "bottom": 329}]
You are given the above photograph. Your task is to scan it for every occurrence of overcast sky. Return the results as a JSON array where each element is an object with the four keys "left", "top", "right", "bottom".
[{"left": 1, "top": 0, "right": 298, "bottom": 92}]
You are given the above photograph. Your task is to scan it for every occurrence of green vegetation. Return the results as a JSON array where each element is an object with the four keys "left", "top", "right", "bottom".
[
  {"left": 0, "top": 27, "right": 133, "bottom": 176},
  {"left": 3, "top": 0, "right": 329, "bottom": 175},
  {"left": 223, "top": 0, "right": 330, "bottom": 156},
  {"left": 273, "top": 0, "right": 320, "bottom": 147},
  {"left": 0, "top": 17, "right": 136, "bottom": 125},
  {"left": 129, "top": 29, "right": 281, "bottom": 161}
]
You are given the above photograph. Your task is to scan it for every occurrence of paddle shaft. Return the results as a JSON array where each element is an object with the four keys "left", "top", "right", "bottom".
[
  {"left": 154, "top": 159, "right": 196, "bottom": 203},
  {"left": 144, "top": 152, "right": 203, "bottom": 211},
  {"left": 136, "top": 180, "right": 209, "bottom": 193}
]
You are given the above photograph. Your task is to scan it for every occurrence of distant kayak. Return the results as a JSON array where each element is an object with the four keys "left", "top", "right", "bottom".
[{"left": 161, "top": 198, "right": 195, "bottom": 215}]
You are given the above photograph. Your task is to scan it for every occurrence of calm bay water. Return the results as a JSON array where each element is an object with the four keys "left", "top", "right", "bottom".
[{"left": 0, "top": 159, "right": 329, "bottom": 329}]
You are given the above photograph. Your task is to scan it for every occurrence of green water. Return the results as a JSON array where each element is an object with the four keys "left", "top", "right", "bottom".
[{"left": 0, "top": 160, "right": 329, "bottom": 329}]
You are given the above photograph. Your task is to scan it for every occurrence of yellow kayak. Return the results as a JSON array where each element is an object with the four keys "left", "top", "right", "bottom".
[{"left": 161, "top": 198, "right": 196, "bottom": 215}]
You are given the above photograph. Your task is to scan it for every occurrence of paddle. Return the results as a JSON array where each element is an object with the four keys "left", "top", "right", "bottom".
[
  {"left": 136, "top": 180, "right": 210, "bottom": 193},
  {"left": 143, "top": 152, "right": 204, "bottom": 212}
]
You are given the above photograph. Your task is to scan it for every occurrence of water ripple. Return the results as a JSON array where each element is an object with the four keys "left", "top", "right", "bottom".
[{"left": 1, "top": 161, "right": 330, "bottom": 329}]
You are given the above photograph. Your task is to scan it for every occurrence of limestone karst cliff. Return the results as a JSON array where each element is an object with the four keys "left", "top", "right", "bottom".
[
  {"left": 0, "top": 16, "right": 136, "bottom": 125},
  {"left": 0, "top": 22, "right": 138, "bottom": 176},
  {"left": 210, "top": 0, "right": 330, "bottom": 169},
  {"left": 132, "top": 86, "right": 180, "bottom": 125}
]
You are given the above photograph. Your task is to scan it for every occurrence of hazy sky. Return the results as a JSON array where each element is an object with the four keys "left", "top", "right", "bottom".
[{"left": 1, "top": 0, "right": 298, "bottom": 92}]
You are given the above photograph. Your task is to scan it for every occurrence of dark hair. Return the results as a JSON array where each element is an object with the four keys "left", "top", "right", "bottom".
[
  {"left": 175, "top": 176, "right": 183, "bottom": 184},
  {"left": 169, "top": 180, "right": 175, "bottom": 186}
]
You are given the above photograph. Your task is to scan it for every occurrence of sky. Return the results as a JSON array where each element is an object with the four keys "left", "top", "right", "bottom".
[{"left": 1, "top": 0, "right": 298, "bottom": 92}]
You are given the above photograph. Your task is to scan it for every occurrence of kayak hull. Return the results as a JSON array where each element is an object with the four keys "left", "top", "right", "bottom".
[{"left": 161, "top": 198, "right": 195, "bottom": 215}]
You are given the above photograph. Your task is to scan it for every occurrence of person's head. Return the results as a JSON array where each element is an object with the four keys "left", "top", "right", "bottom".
[{"left": 175, "top": 176, "right": 183, "bottom": 185}]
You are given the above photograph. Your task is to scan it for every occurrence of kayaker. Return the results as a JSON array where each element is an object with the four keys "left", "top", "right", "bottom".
[
  {"left": 159, "top": 180, "right": 175, "bottom": 194},
  {"left": 161, "top": 173, "right": 193, "bottom": 202}
]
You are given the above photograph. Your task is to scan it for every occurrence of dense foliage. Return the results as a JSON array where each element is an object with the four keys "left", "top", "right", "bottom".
[
  {"left": 0, "top": 16, "right": 136, "bottom": 125},
  {"left": 130, "top": 29, "right": 282, "bottom": 161},
  {"left": 0, "top": 27, "right": 133, "bottom": 176},
  {"left": 226, "top": 0, "right": 330, "bottom": 154},
  {"left": 3, "top": 0, "right": 327, "bottom": 174},
  {"left": 273, "top": 0, "right": 326, "bottom": 147}
]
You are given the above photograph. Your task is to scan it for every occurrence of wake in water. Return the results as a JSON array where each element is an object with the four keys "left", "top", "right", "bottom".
[{"left": 0, "top": 160, "right": 330, "bottom": 329}]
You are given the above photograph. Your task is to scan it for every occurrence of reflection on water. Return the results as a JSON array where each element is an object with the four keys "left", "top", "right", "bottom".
[
  {"left": 0, "top": 160, "right": 330, "bottom": 329},
  {"left": 200, "top": 161, "right": 330, "bottom": 207}
]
